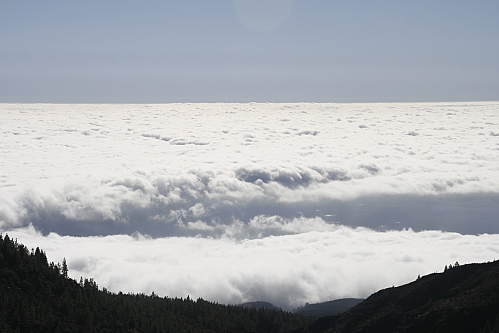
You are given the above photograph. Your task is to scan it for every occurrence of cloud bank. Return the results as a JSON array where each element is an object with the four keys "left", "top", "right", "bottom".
[
  {"left": 1, "top": 102, "right": 499, "bottom": 236},
  {"left": 7, "top": 225, "right": 499, "bottom": 310},
  {"left": 1, "top": 102, "right": 499, "bottom": 308}
]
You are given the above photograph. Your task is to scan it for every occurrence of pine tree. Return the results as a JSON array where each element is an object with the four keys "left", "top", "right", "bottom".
[{"left": 61, "top": 257, "right": 68, "bottom": 278}]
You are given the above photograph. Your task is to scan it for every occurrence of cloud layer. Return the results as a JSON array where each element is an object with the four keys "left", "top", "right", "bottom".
[
  {"left": 1, "top": 102, "right": 499, "bottom": 309},
  {"left": 1, "top": 102, "right": 498, "bottom": 236},
  {"left": 7, "top": 225, "right": 499, "bottom": 310}
]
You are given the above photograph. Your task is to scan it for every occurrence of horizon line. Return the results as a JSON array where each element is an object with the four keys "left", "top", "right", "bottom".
[{"left": 1, "top": 100, "right": 498, "bottom": 105}]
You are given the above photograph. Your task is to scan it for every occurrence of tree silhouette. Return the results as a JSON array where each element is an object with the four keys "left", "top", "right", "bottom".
[{"left": 61, "top": 257, "right": 68, "bottom": 278}]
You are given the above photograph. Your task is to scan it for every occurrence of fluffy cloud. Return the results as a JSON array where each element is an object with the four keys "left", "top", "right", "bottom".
[
  {"left": 7, "top": 225, "right": 499, "bottom": 310},
  {"left": 2, "top": 169, "right": 498, "bottom": 236},
  {"left": 1, "top": 102, "right": 499, "bottom": 308},
  {"left": 1, "top": 102, "right": 499, "bottom": 236}
]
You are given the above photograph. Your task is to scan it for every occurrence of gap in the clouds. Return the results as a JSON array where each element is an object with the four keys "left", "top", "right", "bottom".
[{"left": 10, "top": 193, "right": 499, "bottom": 239}]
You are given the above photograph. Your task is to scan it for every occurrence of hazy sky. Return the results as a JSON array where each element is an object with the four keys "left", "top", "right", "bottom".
[{"left": 2, "top": 0, "right": 498, "bottom": 103}]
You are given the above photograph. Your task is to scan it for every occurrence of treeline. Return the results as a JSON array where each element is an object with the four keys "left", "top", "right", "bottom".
[{"left": 0, "top": 234, "right": 311, "bottom": 333}]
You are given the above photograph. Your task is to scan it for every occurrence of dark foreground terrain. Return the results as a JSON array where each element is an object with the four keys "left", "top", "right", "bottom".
[
  {"left": 1, "top": 233, "right": 498, "bottom": 333},
  {"left": 309, "top": 260, "right": 499, "bottom": 333}
]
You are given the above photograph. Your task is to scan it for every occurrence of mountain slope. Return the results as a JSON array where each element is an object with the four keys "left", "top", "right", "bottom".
[
  {"left": 294, "top": 298, "right": 364, "bottom": 317},
  {"left": 320, "top": 261, "right": 499, "bottom": 333}
]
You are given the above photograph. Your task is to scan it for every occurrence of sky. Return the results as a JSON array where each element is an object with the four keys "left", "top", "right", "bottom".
[
  {"left": 1, "top": 102, "right": 499, "bottom": 309},
  {"left": 1, "top": 0, "right": 499, "bottom": 311},
  {"left": 1, "top": 0, "right": 499, "bottom": 103}
]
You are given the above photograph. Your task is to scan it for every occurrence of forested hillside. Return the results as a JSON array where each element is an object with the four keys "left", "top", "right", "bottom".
[
  {"left": 316, "top": 260, "right": 499, "bottom": 333},
  {"left": 0, "top": 234, "right": 310, "bottom": 333}
]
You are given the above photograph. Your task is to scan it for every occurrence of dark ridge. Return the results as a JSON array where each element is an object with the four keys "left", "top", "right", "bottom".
[
  {"left": 311, "top": 260, "right": 499, "bottom": 333},
  {"left": 294, "top": 298, "right": 364, "bottom": 317}
]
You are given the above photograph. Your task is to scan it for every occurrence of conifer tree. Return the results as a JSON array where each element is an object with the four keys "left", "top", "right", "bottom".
[{"left": 61, "top": 257, "right": 68, "bottom": 278}]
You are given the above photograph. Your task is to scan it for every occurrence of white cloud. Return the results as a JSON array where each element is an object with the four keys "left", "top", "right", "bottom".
[
  {"left": 1, "top": 102, "right": 499, "bottom": 308},
  {"left": 6, "top": 224, "right": 499, "bottom": 310}
]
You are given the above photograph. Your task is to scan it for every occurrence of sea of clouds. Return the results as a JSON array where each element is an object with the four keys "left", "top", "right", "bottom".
[{"left": 1, "top": 102, "right": 499, "bottom": 309}]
